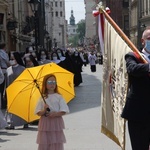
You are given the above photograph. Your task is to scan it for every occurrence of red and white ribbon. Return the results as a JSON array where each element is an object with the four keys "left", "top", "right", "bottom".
[{"left": 92, "top": 7, "right": 111, "bottom": 54}]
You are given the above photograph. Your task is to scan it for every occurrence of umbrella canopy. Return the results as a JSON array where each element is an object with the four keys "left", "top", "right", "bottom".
[{"left": 6, "top": 62, "right": 75, "bottom": 122}]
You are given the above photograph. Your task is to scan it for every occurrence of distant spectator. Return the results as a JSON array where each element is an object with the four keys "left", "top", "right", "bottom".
[
  {"left": 0, "top": 43, "right": 10, "bottom": 109},
  {"left": 5, "top": 52, "right": 27, "bottom": 129},
  {"left": 51, "top": 52, "right": 61, "bottom": 64},
  {"left": 71, "top": 50, "right": 84, "bottom": 72},
  {"left": 24, "top": 55, "right": 39, "bottom": 68},
  {"left": 37, "top": 49, "right": 51, "bottom": 65},
  {"left": 88, "top": 51, "right": 97, "bottom": 72},
  {"left": 0, "top": 66, "right": 7, "bottom": 129}
]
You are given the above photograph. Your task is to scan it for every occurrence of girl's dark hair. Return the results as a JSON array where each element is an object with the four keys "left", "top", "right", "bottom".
[{"left": 41, "top": 74, "right": 58, "bottom": 98}]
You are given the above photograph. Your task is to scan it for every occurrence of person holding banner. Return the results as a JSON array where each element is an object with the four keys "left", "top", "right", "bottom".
[{"left": 121, "top": 27, "right": 150, "bottom": 150}]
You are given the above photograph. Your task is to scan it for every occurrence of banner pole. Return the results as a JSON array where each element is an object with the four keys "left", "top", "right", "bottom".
[{"left": 99, "top": 7, "right": 147, "bottom": 64}]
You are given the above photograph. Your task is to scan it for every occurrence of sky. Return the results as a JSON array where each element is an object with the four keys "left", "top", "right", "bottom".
[{"left": 65, "top": 0, "right": 85, "bottom": 24}]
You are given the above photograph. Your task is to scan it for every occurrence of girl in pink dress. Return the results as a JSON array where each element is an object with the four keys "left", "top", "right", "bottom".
[{"left": 35, "top": 74, "right": 69, "bottom": 150}]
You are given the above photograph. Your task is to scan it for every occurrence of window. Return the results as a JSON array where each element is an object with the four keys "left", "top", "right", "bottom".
[
  {"left": 55, "top": 2, "right": 57, "bottom": 7},
  {"left": 146, "top": 0, "right": 148, "bottom": 14},
  {"left": 141, "top": 1, "right": 144, "bottom": 17},
  {"left": 60, "top": 1, "right": 62, "bottom": 7},
  {"left": 0, "top": 13, "right": 4, "bottom": 24},
  {"left": 60, "top": 11, "right": 62, "bottom": 17},
  {"left": 124, "top": 15, "right": 129, "bottom": 30},
  {"left": 122, "top": 0, "right": 129, "bottom": 7},
  {"left": 56, "top": 11, "right": 58, "bottom": 17},
  {"left": 0, "top": 31, "right": 1, "bottom": 42}
]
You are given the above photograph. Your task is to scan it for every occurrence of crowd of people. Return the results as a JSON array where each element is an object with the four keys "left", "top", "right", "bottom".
[
  {"left": 0, "top": 43, "right": 103, "bottom": 149},
  {"left": 0, "top": 43, "right": 102, "bottom": 130}
]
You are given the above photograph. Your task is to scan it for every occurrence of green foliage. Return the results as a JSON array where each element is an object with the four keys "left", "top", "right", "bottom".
[
  {"left": 68, "top": 35, "right": 79, "bottom": 47},
  {"left": 77, "top": 19, "right": 85, "bottom": 41}
]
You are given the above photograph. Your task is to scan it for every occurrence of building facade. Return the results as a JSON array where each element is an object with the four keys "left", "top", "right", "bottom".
[
  {"left": 129, "top": 0, "right": 150, "bottom": 49},
  {"left": 0, "top": 0, "right": 67, "bottom": 52},
  {"left": 4, "top": 0, "right": 150, "bottom": 52},
  {"left": 84, "top": 0, "right": 97, "bottom": 45},
  {"left": 105, "top": 0, "right": 129, "bottom": 36},
  {"left": 47, "top": 0, "right": 66, "bottom": 49},
  {"left": 0, "top": 0, "right": 8, "bottom": 45},
  {"left": 7, "top": 0, "right": 32, "bottom": 51},
  {"left": 103, "top": 0, "right": 150, "bottom": 49}
]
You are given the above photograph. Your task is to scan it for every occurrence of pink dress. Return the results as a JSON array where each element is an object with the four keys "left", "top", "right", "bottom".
[{"left": 35, "top": 93, "right": 69, "bottom": 150}]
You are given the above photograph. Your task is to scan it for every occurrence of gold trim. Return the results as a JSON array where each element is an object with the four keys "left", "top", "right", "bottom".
[{"left": 101, "top": 125, "right": 126, "bottom": 150}]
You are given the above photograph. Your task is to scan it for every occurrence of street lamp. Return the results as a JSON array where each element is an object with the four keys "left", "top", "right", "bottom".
[
  {"left": 28, "top": 0, "right": 40, "bottom": 52},
  {"left": 28, "top": 0, "right": 40, "bottom": 12}
]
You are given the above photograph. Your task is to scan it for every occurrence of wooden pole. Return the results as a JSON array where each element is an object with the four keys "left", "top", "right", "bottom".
[{"left": 99, "top": 8, "right": 148, "bottom": 64}]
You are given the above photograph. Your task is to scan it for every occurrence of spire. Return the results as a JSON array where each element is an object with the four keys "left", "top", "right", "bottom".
[{"left": 69, "top": 9, "right": 75, "bottom": 25}]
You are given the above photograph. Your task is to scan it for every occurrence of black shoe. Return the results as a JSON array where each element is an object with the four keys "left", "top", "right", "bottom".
[
  {"left": 23, "top": 124, "right": 29, "bottom": 129},
  {"left": 30, "top": 120, "right": 39, "bottom": 125}
]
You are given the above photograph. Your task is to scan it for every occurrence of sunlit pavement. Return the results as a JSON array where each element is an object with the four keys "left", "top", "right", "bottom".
[{"left": 0, "top": 64, "right": 131, "bottom": 150}]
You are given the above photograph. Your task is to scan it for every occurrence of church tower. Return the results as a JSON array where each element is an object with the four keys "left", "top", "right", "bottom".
[
  {"left": 69, "top": 9, "right": 75, "bottom": 25},
  {"left": 67, "top": 8, "right": 77, "bottom": 38}
]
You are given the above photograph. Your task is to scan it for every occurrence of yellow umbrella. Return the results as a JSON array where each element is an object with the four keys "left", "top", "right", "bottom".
[{"left": 6, "top": 62, "right": 75, "bottom": 123}]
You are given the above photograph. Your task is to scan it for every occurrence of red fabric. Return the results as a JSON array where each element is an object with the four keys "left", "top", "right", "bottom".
[
  {"left": 100, "top": 13, "right": 104, "bottom": 40},
  {"left": 92, "top": 10, "right": 99, "bottom": 17}
]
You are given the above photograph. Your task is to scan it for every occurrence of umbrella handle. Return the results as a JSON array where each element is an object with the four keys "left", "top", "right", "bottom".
[
  {"left": 34, "top": 79, "right": 51, "bottom": 112},
  {"left": 33, "top": 79, "right": 50, "bottom": 105}
]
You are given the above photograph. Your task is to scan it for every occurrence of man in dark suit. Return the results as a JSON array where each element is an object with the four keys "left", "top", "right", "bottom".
[{"left": 121, "top": 27, "right": 150, "bottom": 150}]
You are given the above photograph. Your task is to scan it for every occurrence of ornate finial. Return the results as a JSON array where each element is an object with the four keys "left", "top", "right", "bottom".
[
  {"left": 98, "top": 1, "right": 103, "bottom": 6},
  {"left": 96, "top": 1, "right": 104, "bottom": 13}
]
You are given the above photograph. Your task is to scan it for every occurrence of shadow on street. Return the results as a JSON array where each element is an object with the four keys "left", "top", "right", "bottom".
[{"left": 67, "top": 69, "right": 102, "bottom": 114}]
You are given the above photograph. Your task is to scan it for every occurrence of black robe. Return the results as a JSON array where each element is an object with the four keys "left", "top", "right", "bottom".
[{"left": 58, "top": 55, "right": 83, "bottom": 86}]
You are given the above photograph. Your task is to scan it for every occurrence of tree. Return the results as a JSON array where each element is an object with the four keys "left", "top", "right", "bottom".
[
  {"left": 76, "top": 19, "right": 85, "bottom": 44},
  {"left": 68, "top": 35, "right": 79, "bottom": 47}
]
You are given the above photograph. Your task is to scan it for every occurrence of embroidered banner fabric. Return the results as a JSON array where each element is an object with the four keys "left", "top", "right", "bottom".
[{"left": 101, "top": 17, "right": 132, "bottom": 150}]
